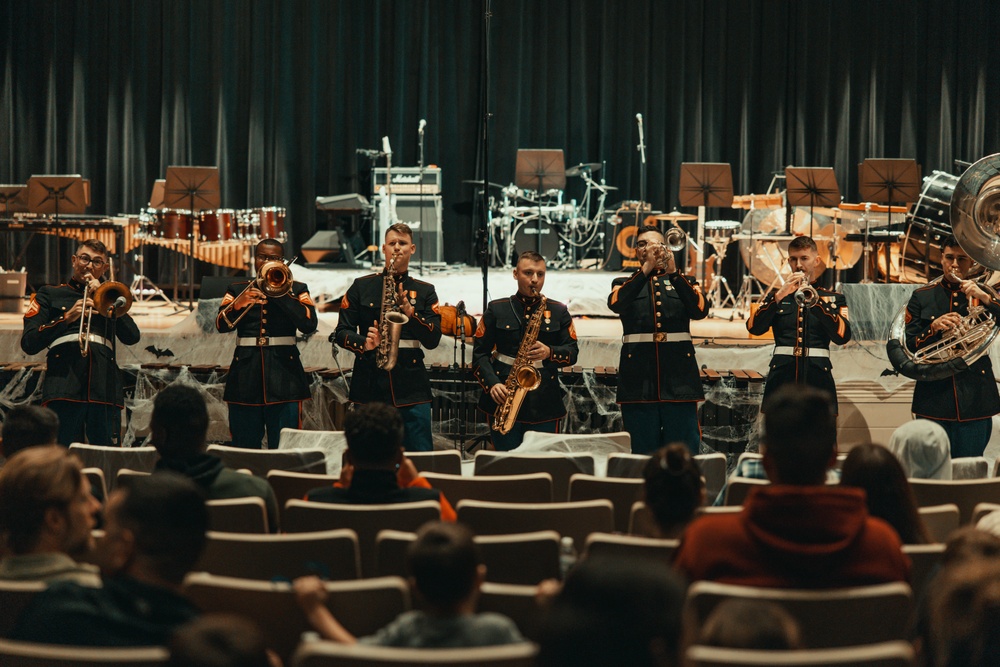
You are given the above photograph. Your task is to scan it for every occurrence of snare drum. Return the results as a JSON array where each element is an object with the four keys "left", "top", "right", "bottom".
[
  {"left": 199, "top": 209, "right": 236, "bottom": 243},
  {"left": 255, "top": 207, "right": 287, "bottom": 241},
  {"left": 159, "top": 209, "right": 193, "bottom": 240}
]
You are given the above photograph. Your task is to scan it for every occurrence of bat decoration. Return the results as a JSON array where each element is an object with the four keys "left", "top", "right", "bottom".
[{"left": 145, "top": 345, "right": 175, "bottom": 359}]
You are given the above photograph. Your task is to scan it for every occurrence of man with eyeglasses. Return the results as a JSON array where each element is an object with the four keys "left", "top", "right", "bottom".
[
  {"left": 21, "top": 239, "right": 141, "bottom": 446},
  {"left": 608, "top": 226, "right": 710, "bottom": 454},
  {"left": 904, "top": 235, "right": 1000, "bottom": 457},
  {"left": 216, "top": 239, "right": 317, "bottom": 449}
]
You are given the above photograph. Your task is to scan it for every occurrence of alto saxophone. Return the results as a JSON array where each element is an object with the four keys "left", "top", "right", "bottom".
[
  {"left": 493, "top": 290, "right": 546, "bottom": 434},
  {"left": 376, "top": 253, "right": 409, "bottom": 371}
]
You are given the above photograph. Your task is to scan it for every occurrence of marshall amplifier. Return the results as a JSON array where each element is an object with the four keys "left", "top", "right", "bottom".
[{"left": 373, "top": 167, "right": 442, "bottom": 194}]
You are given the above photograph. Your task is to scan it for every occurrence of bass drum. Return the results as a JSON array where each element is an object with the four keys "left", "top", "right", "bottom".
[
  {"left": 513, "top": 219, "right": 561, "bottom": 261},
  {"left": 900, "top": 170, "right": 958, "bottom": 282},
  {"left": 738, "top": 207, "right": 828, "bottom": 286}
]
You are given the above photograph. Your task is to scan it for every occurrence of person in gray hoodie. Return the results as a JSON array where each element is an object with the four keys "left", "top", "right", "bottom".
[{"left": 149, "top": 384, "right": 279, "bottom": 532}]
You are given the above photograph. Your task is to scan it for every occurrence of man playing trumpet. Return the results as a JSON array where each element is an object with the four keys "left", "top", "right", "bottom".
[
  {"left": 21, "top": 239, "right": 140, "bottom": 446},
  {"left": 904, "top": 235, "right": 1000, "bottom": 457},
  {"left": 334, "top": 223, "right": 442, "bottom": 451},
  {"left": 747, "top": 235, "right": 851, "bottom": 413},
  {"left": 609, "top": 225, "right": 710, "bottom": 454},
  {"left": 217, "top": 239, "right": 317, "bottom": 449}
]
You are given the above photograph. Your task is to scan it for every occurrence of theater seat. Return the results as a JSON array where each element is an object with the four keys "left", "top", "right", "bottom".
[{"left": 291, "top": 641, "right": 537, "bottom": 667}]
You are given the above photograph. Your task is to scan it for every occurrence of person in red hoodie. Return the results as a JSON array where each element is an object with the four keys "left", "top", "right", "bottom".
[{"left": 674, "top": 385, "right": 910, "bottom": 587}]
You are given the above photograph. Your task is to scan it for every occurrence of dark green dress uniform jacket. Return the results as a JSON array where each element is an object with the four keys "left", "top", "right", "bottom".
[
  {"left": 609, "top": 269, "right": 710, "bottom": 402},
  {"left": 334, "top": 271, "right": 442, "bottom": 407},
  {"left": 905, "top": 281, "right": 1000, "bottom": 420},
  {"left": 21, "top": 278, "right": 141, "bottom": 407},
  {"left": 216, "top": 280, "right": 317, "bottom": 405},
  {"left": 746, "top": 284, "right": 851, "bottom": 413},
  {"left": 472, "top": 294, "right": 579, "bottom": 423}
]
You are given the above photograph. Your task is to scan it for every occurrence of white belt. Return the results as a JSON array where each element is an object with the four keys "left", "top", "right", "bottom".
[
  {"left": 623, "top": 333, "right": 692, "bottom": 344},
  {"left": 494, "top": 352, "right": 543, "bottom": 368},
  {"left": 396, "top": 340, "right": 421, "bottom": 349},
  {"left": 238, "top": 336, "right": 297, "bottom": 347},
  {"left": 773, "top": 346, "right": 830, "bottom": 358},
  {"left": 50, "top": 333, "right": 111, "bottom": 351}
]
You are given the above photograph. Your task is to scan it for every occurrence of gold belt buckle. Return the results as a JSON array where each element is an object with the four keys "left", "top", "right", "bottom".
[
  {"left": 793, "top": 346, "right": 804, "bottom": 357},
  {"left": 654, "top": 332, "right": 667, "bottom": 343},
  {"left": 257, "top": 337, "right": 268, "bottom": 346}
]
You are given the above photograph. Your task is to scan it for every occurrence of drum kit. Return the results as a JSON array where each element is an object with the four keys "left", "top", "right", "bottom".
[
  {"left": 477, "top": 162, "right": 617, "bottom": 268},
  {"left": 136, "top": 206, "right": 288, "bottom": 243}
]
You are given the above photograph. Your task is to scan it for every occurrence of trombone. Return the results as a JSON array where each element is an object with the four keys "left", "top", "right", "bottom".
[
  {"left": 79, "top": 261, "right": 134, "bottom": 357},
  {"left": 219, "top": 259, "right": 294, "bottom": 327}
]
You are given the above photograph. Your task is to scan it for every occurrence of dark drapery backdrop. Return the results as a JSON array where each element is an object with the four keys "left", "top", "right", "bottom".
[{"left": 3, "top": 0, "right": 999, "bottom": 270}]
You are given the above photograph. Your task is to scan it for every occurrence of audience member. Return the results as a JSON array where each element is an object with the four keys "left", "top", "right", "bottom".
[
  {"left": 150, "top": 383, "right": 279, "bottom": 531},
  {"left": 305, "top": 403, "right": 455, "bottom": 520},
  {"left": 642, "top": 444, "right": 703, "bottom": 538},
  {"left": 535, "top": 555, "right": 685, "bottom": 667},
  {"left": 11, "top": 472, "right": 208, "bottom": 646},
  {"left": 698, "top": 598, "right": 801, "bottom": 650},
  {"left": 673, "top": 385, "right": 910, "bottom": 587},
  {"left": 0, "top": 445, "right": 101, "bottom": 584},
  {"left": 887, "top": 419, "right": 952, "bottom": 479},
  {"left": 1, "top": 404, "right": 60, "bottom": 460},
  {"left": 840, "top": 443, "right": 933, "bottom": 544},
  {"left": 920, "top": 558, "right": 1000, "bottom": 667},
  {"left": 168, "top": 614, "right": 276, "bottom": 667},
  {"left": 294, "top": 521, "right": 522, "bottom": 647}
]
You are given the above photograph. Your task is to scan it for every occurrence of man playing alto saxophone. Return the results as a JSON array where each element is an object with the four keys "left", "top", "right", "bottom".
[
  {"left": 334, "top": 223, "right": 442, "bottom": 451},
  {"left": 473, "top": 251, "right": 579, "bottom": 451}
]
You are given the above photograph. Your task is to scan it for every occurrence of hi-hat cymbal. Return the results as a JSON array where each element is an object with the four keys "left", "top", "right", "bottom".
[
  {"left": 565, "top": 162, "right": 603, "bottom": 177},
  {"left": 652, "top": 209, "right": 698, "bottom": 221},
  {"left": 462, "top": 180, "right": 505, "bottom": 189}
]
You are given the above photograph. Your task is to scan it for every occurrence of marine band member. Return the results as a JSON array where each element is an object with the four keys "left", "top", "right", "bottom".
[
  {"left": 473, "top": 251, "right": 579, "bottom": 451},
  {"left": 217, "top": 239, "right": 318, "bottom": 449},
  {"left": 21, "top": 239, "right": 141, "bottom": 446},
  {"left": 905, "top": 235, "right": 1000, "bottom": 457},
  {"left": 334, "top": 223, "right": 442, "bottom": 451},
  {"left": 747, "top": 235, "right": 851, "bottom": 413},
  {"left": 609, "top": 226, "right": 710, "bottom": 454}
]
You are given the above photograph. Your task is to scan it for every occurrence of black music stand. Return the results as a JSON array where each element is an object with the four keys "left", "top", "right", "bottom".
[
  {"left": 164, "top": 166, "right": 221, "bottom": 309},
  {"left": 678, "top": 163, "right": 734, "bottom": 284},
  {"left": 784, "top": 167, "right": 841, "bottom": 237},
  {"left": 858, "top": 159, "right": 920, "bottom": 284},
  {"left": 0, "top": 185, "right": 26, "bottom": 216},
  {"left": 26, "top": 175, "right": 87, "bottom": 221},
  {"left": 515, "top": 149, "right": 566, "bottom": 258}
]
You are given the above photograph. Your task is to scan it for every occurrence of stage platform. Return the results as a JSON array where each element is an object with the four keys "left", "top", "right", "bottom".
[{"left": 2, "top": 265, "right": 1000, "bottom": 460}]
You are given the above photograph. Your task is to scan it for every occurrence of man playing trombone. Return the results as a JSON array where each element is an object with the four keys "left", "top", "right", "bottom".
[
  {"left": 609, "top": 225, "right": 710, "bottom": 454},
  {"left": 21, "top": 239, "right": 140, "bottom": 446},
  {"left": 747, "top": 235, "right": 851, "bottom": 413},
  {"left": 333, "top": 223, "right": 442, "bottom": 451},
  {"left": 217, "top": 239, "right": 317, "bottom": 449}
]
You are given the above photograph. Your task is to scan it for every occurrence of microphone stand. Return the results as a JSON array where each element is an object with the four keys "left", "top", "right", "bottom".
[
  {"left": 455, "top": 302, "right": 469, "bottom": 456},
  {"left": 636, "top": 114, "right": 647, "bottom": 206},
  {"left": 418, "top": 121, "right": 426, "bottom": 273}
]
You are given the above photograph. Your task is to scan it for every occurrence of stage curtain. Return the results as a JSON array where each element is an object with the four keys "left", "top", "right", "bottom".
[{"left": 2, "top": 0, "right": 998, "bottom": 269}]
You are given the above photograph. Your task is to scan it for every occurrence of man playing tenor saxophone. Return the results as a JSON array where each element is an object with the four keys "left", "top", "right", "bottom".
[
  {"left": 473, "top": 251, "right": 579, "bottom": 451},
  {"left": 334, "top": 223, "right": 442, "bottom": 451}
]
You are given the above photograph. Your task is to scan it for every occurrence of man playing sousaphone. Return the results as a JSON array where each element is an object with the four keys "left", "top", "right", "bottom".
[
  {"left": 904, "top": 235, "right": 1000, "bottom": 457},
  {"left": 609, "top": 225, "right": 710, "bottom": 454},
  {"left": 747, "top": 235, "right": 851, "bottom": 413},
  {"left": 333, "top": 223, "right": 442, "bottom": 451}
]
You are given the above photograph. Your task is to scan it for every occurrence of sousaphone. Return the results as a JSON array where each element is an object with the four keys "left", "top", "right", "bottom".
[{"left": 886, "top": 154, "right": 1000, "bottom": 381}]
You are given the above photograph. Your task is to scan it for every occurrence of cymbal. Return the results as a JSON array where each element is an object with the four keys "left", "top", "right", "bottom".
[
  {"left": 652, "top": 209, "right": 697, "bottom": 221},
  {"left": 462, "top": 180, "right": 504, "bottom": 189},
  {"left": 565, "top": 162, "right": 603, "bottom": 177}
]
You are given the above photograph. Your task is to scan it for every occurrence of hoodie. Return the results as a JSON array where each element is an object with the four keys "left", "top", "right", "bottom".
[
  {"left": 155, "top": 453, "right": 279, "bottom": 532},
  {"left": 674, "top": 485, "right": 910, "bottom": 587}
]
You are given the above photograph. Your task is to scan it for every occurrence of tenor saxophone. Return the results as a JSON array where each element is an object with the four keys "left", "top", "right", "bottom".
[
  {"left": 493, "top": 290, "right": 546, "bottom": 434},
  {"left": 376, "top": 253, "right": 409, "bottom": 371}
]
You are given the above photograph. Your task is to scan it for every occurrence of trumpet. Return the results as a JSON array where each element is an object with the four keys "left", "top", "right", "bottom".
[
  {"left": 79, "top": 276, "right": 133, "bottom": 357},
  {"left": 665, "top": 227, "right": 687, "bottom": 252},
  {"left": 786, "top": 271, "right": 819, "bottom": 307},
  {"left": 220, "top": 260, "right": 294, "bottom": 328}
]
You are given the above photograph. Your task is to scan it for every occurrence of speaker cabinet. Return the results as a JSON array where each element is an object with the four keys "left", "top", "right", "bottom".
[
  {"left": 378, "top": 195, "right": 444, "bottom": 263},
  {"left": 301, "top": 229, "right": 358, "bottom": 266}
]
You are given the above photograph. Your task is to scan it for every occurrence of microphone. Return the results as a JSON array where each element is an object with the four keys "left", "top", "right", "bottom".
[
  {"left": 456, "top": 300, "right": 466, "bottom": 314},
  {"left": 456, "top": 301, "right": 467, "bottom": 337},
  {"left": 113, "top": 296, "right": 127, "bottom": 309},
  {"left": 418, "top": 119, "right": 427, "bottom": 134},
  {"left": 382, "top": 136, "right": 392, "bottom": 156},
  {"left": 355, "top": 148, "right": 383, "bottom": 157},
  {"left": 636, "top": 113, "right": 643, "bottom": 125}
]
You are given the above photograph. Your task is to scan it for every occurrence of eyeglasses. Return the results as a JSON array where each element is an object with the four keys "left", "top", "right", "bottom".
[
  {"left": 74, "top": 254, "right": 106, "bottom": 268},
  {"left": 635, "top": 241, "right": 664, "bottom": 249},
  {"left": 256, "top": 254, "right": 284, "bottom": 262}
]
